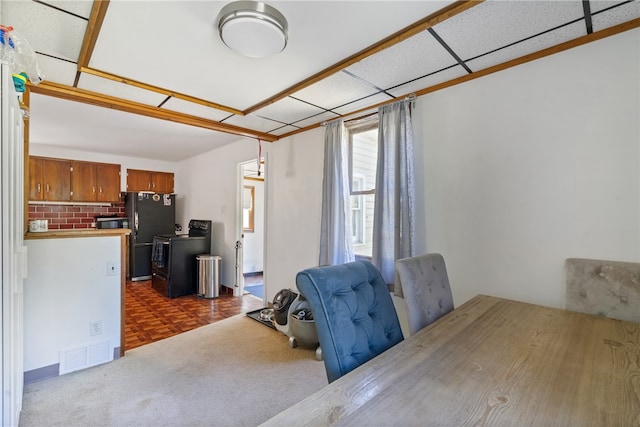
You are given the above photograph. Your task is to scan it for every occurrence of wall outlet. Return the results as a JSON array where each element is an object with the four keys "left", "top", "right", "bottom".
[
  {"left": 106, "top": 261, "right": 118, "bottom": 276},
  {"left": 90, "top": 320, "right": 103, "bottom": 336}
]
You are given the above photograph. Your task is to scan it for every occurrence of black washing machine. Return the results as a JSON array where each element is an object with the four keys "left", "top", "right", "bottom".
[{"left": 151, "top": 220, "right": 212, "bottom": 298}]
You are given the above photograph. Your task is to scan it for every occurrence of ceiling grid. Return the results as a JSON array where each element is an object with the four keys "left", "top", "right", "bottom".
[{"left": 2, "top": 0, "right": 639, "bottom": 160}]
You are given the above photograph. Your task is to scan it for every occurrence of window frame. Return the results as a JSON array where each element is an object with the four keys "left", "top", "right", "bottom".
[
  {"left": 346, "top": 117, "right": 379, "bottom": 259},
  {"left": 347, "top": 119, "right": 378, "bottom": 196}
]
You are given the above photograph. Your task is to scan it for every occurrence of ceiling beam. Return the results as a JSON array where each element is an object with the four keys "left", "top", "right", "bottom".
[
  {"left": 75, "top": 0, "right": 110, "bottom": 85},
  {"left": 243, "top": 0, "right": 482, "bottom": 115},
  {"left": 29, "top": 81, "right": 279, "bottom": 142}
]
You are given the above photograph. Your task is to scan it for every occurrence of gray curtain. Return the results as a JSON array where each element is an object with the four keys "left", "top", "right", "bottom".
[
  {"left": 372, "top": 98, "right": 416, "bottom": 284},
  {"left": 319, "top": 120, "right": 354, "bottom": 266}
]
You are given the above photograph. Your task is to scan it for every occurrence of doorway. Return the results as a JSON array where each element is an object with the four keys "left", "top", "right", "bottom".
[{"left": 237, "top": 157, "right": 266, "bottom": 303}]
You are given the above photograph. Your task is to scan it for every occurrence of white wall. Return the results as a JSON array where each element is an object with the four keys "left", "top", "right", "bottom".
[
  {"left": 177, "top": 138, "right": 271, "bottom": 289},
  {"left": 29, "top": 144, "right": 179, "bottom": 192},
  {"left": 180, "top": 29, "right": 639, "bottom": 309},
  {"left": 178, "top": 129, "right": 324, "bottom": 302},
  {"left": 24, "top": 236, "right": 121, "bottom": 373},
  {"left": 416, "top": 28, "right": 639, "bottom": 309},
  {"left": 262, "top": 129, "right": 324, "bottom": 301}
]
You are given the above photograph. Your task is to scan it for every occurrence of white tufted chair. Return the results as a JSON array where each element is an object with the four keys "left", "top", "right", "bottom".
[{"left": 394, "top": 253, "right": 454, "bottom": 336}]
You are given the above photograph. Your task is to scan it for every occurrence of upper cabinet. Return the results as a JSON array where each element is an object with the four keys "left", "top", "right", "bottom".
[
  {"left": 29, "top": 157, "right": 71, "bottom": 201},
  {"left": 126, "top": 169, "right": 174, "bottom": 193},
  {"left": 71, "top": 161, "right": 121, "bottom": 202},
  {"left": 29, "top": 157, "right": 121, "bottom": 203}
]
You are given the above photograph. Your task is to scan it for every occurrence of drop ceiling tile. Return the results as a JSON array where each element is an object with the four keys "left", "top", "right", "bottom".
[
  {"left": 224, "top": 114, "right": 287, "bottom": 134},
  {"left": 46, "top": 1, "right": 93, "bottom": 19},
  {"left": 2, "top": 0, "right": 87, "bottom": 62},
  {"left": 589, "top": 0, "right": 631, "bottom": 13},
  {"left": 591, "top": 1, "right": 640, "bottom": 31},
  {"left": 386, "top": 65, "right": 468, "bottom": 97},
  {"left": 346, "top": 30, "right": 458, "bottom": 90},
  {"left": 292, "top": 111, "right": 341, "bottom": 128},
  {"left": 291, "top": 72, "right": 381, "bottom": 110},
  {"left": 252, "top": 96, "right": 326, "bottom": 124},
  {"left": 466, "top": 21, "right": 586, "bottom": 72},
  {"left": 35, "top": 55, "right": 77, "bottom": 86},
  {"left": 77, "top": 73, "right": 166, "bottom": 106},
  {"left": 161, "top": 98, "right": 232, "bottom": 122},
  {"left": 268, "top": 125, "right": 300, "bottom": 136},
  {"left": 433, "top": 0, "right": 585, "bottom": 61},
  {"left": 332, "top": 92, "right": 395, "bottom": 115}
]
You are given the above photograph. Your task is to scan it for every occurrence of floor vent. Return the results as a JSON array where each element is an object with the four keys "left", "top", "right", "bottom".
[{"left": 59, "top": 340, "right": 112, "bottom": 375}]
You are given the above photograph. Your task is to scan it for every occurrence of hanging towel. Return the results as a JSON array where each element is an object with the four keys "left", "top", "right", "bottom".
[{"left": 152, "top": 239, "right": 166, "bottom": 268}]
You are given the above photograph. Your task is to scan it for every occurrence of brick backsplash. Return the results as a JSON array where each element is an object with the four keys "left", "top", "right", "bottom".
[{"left": 28, "top": 193, "right": 126, "bottom": 230}]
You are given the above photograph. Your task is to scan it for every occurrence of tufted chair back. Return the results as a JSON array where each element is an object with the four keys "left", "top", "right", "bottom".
[
  {"left": 296, "top": 260, "right": 404, "bottom": 383},
  {"left": 394, "top": 253, "right": 454, "bottom": 336}
]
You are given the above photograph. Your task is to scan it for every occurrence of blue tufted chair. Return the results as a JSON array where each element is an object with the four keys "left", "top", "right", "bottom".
[
  {"left": 296, "top": 260, "right": 404, "bottom": 383},
  {"left": 394, "top": 253, "right": 454, "bottom": 336}
]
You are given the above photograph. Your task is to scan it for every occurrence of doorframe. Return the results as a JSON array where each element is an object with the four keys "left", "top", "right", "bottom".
[{"left": 236, "top": 155, "right": 267, "bottom": 303}]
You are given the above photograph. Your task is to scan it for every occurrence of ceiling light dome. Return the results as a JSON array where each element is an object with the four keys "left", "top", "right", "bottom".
[{"left": 217, "top": 1, "right": 288, "bottom": 58}]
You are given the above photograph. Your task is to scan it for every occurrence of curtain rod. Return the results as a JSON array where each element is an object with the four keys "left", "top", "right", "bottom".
[{"left": 321, "top": 93, "right": 416, "bottom": 126}]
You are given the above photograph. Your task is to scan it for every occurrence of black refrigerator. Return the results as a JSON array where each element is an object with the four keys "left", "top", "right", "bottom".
[{"left": 126, "top": 192, "right": 176, "bottom": 280}]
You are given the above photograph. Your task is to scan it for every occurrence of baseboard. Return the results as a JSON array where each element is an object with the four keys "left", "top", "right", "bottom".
[
  {"left": 24, "top": 364, "right": 59, "bottom": 385},
  {"left": 243, "top": 271, "right": 263, "bottom": 277}
]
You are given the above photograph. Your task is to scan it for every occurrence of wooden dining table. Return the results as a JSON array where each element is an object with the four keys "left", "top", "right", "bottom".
[{"left": 260, "top": 294, "right": 640, "bottom": 426}]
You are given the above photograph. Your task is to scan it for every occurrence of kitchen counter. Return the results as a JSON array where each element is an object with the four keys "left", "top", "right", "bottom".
[
  {"left": 25, "top": 228, "right": 130, "bottom": 240},
  {"left": 24, "top": 227, "right": 131, "bottom": 372}
]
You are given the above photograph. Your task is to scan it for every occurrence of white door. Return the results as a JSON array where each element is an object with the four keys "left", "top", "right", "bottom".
[{"left": 236, "top": 157, "right": 266, "bottom": 302}]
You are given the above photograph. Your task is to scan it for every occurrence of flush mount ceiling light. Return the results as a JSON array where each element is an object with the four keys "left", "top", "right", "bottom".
[{"left": 217, "top": 1, "right": 288, "bottom": 58}]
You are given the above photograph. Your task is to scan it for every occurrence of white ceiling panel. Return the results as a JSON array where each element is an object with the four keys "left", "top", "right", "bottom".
[
  {"left": 466, "top": 21, "right": 587, "bottom": 72},
  {"left": 292, "top": 72, "right": 380, "bottom": 110},
  {"left": 29, "top": 94, "right": 236, "bottom": 161},
  {"left": 267, "top": 124, "right": 300, "bottom": 136},
  {"left": 292, "top": 111, "right": 341, "bottom": 128},
  {"left": 589, "top": 0, "right": 633, "bottom": 13},
  {"left": 332, "top": 92, "right": 394, "bottom": 115},
  {"left": 433, "top": 0, "right": 585, "bottom": 61},
  {"left": 35, "top": 55, "right": 77, "bottom": 87},
  {"left": 77, "top": 73, "right": 167, "bottom": 106},
  {"left": 46, "top": 1, "right": 93, "bottom": 18},
  {"left": 252, "top": 96, "right": 326, "bottom": 124},
  {"left": 346, "top": 30, "right": 457, "bottom": 90},
  {"left": 161, "top": 97, "right": 233, "bottom": 122},
  {"left": 3, "top": 0, "right": 86, "bottom": 61},
  {"left": 223, "top": 114, "right": 286, "bottom": 134},
  {"left": 386, "top": 64, "right": 469, "bottom": 98},
  {"left": 592, "top": 1, "right": 640, "bottom": 32}
]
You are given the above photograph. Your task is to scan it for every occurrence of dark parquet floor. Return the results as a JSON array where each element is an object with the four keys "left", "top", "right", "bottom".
[{"left": 125, "top": 279, "right": 265, "bottom": 351}]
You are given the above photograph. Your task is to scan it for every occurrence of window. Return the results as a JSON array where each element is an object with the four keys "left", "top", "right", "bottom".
[
  {"left": 243, "top": 185, "right": 255, "bottom": 232},
  {"left": 347, "top": 120, "right": 378, "bottom": 258},
  {"left": 351, "top": 176, "right": 365, "bottom": 245}
]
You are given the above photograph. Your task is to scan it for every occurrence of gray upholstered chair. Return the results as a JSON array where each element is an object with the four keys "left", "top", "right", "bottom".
[
  {"left": 296, "top": 260, "right": 404, "bottom": 383},
  {"left": 394, "top": 253, "right": 454, "bottom": 336}
]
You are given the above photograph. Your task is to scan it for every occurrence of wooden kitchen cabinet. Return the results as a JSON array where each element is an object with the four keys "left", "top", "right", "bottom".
[
  {"left": 126, "top": 169, "right": 174, "bottom": 193},
  {"left": 29, "top": 157, "right": 71, "bottom": 201},
  {"left": 71, "top": 161, "right": 121, "bottom": 202}
]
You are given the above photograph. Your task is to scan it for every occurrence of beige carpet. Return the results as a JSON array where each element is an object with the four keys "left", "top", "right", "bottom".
[{"left": 19, "top": 315, "right": 327, "bottom": 427}]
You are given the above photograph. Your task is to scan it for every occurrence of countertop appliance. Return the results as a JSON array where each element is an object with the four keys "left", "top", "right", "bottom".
[
  {"left": 125, "top": 192, "right": 176, "bottom": 281},
  {"left": 95, "top": 215, "right": 128, "bottom": 229},
  {"left": 151, "top": 219, "right": 212, "bottom": 298}
]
